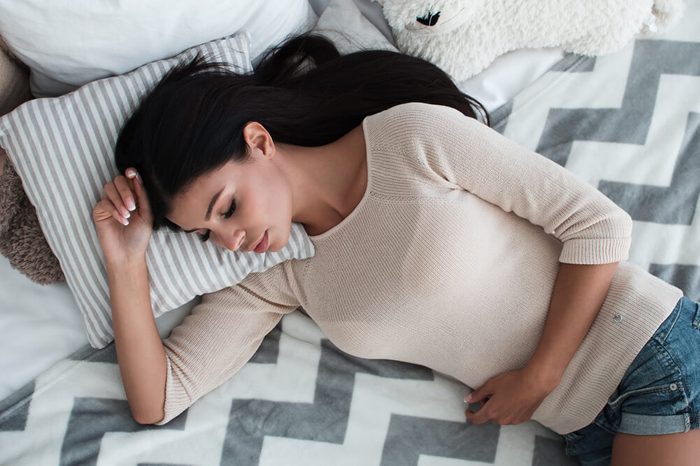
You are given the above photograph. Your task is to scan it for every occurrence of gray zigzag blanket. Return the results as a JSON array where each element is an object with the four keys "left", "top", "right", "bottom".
[{"left": 1, "top": 5, "right": 699, "bottom": 465}]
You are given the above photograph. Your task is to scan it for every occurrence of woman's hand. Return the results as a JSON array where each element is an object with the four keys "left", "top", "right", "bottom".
[
  {"left": 464, "top": 367, "right": 557, "bottom": 426},
  {"left": 92, "top": 168, "right": 153, "bottom": 264}
]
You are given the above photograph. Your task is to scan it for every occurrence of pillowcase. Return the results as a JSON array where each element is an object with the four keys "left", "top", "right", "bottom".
[
  {"left": 0, "top": 33, "right": 315, "bottom": 349},
  {"left": 312, "top": 0, "right": 398, "bottom": 55},
  {"left": 0, "top": 0, "right": 317, "bottom": 97}
]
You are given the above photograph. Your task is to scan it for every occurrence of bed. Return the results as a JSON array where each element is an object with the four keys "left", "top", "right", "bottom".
[{"left": 1, "top": 0, "right": 698, "bottom": 464}]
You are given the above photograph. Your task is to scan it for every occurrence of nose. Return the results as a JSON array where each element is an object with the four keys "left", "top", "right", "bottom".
[
  {"left": 219, "top": 229, "right": 245, "bottom": 251},
  {"left": 416, "top": 11, "right": 440, "bottom": 26}
]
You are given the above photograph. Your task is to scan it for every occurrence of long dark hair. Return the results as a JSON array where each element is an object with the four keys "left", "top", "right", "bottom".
[{"left": 115, "top": 33, "right": 489, "bottom": 230}]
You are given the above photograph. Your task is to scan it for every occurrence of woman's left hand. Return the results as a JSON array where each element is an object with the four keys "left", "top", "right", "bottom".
[{"left": 464, "top": 368, "right": 557, "bottom": 426}]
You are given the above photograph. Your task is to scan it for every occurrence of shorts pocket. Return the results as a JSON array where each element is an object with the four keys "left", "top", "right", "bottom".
[
  {"left": 606, "top": 336, "right": 690, "bottom": 418},
  {"left": 607, "top": 381, "right": 685, "bottom": 411}
]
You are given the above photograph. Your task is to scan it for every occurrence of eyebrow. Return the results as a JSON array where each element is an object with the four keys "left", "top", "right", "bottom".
[{"left": 181, "top": 188, "right": 224, "bottom": 233}]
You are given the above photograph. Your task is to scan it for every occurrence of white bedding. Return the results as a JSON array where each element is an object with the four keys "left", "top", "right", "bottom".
[{"left": 0, "top": 0, "right": 565, "bottom": 402}]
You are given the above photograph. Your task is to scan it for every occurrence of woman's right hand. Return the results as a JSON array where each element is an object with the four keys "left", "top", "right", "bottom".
[{"left": 92, "top": 168, "right": 153, "bottom": 264}]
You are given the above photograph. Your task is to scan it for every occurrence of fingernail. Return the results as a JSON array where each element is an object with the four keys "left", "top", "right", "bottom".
[
  {"left": 124, "top": 210, "right": 131, "bottom": 219},
  {"left": 464, "top": 394, "right": 472, "bottom": 403},
  {"left": 122, "top": 218, "right": 129, "bottom": 226},
  {"left": 128, "top": 200, "right": 136, "bottom": 211}
]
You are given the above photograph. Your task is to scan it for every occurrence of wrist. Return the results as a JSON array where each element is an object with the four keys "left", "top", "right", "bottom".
[
  {"left": 523, "top": 361, "right": 562, "bottom": 392},
  {"left": 105, "top": 254, "right": 147, "bottom": 272}
]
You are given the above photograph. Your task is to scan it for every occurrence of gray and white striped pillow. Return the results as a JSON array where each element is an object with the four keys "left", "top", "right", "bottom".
[{"left": 0, "top": 33, "right": 314, "bottom": 349}]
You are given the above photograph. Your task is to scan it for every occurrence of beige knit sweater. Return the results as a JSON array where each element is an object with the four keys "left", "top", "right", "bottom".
[{"left": 156, "top": 102, "right": 683, "bottom": 434}]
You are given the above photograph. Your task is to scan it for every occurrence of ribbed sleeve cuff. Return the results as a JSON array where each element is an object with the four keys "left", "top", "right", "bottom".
[
  {"left": 559, "top": 237, "right": 631, "bottom": 264},
  {"left": 154, "top": 355, "right": 189, "bottom": 426}
]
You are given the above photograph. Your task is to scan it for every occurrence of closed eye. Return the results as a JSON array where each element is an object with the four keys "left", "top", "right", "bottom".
[{"left": 197, "top": 199, "right": 236, "bottom": 243}]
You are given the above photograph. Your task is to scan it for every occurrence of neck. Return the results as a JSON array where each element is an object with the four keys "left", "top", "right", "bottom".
[{"left": 277, "top": 124, "right": 367, "bottom": 236}]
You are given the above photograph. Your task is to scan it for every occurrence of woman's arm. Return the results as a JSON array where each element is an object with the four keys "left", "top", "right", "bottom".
[
  {"left": 93, "top": 168, "right": 167, "bottom": 424},
  {"left": 409, "top": 103, "right": 633, "bottom": 265},
  {"left": 466, "top": 261, "right": 619, "bottom": 425},
  {"left": 526, "top": 262, "right": 619, "bottom": 388},
  {"left": 92, "top": 168, "right": 166, "bottom": 424},
  {"left": 107, "top": 255, "right": 167, "bottom": 425}
]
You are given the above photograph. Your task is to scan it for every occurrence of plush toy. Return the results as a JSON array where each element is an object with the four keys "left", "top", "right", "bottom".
[
  {"left": 0, "top": 39, "right": 64, "bottom": 284},
  {"left": 0, "top": 154, "right": 64, "bottom": 284},
  {"left": 374, "top": 0, "right": 686, "bottom": 82}
]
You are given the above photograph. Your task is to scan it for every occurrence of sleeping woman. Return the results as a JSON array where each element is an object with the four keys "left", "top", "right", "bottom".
[{"left": 92, "top": 34, "right": 700, "bottom": 466}]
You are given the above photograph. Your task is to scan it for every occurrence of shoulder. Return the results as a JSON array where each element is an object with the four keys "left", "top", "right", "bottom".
[
  {"left": 364, "top": 102, "right": 482, "bottom": 149},
  {"left": 367, "top": 102, "right": 468, "bottom": 126}
]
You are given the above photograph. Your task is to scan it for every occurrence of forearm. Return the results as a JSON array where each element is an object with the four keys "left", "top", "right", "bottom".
[
  {"left": 107, "top": 256, "right": 167, "bottom": 424},
  {"left": 525, "top": 262, "right": 619, "bottom": 388}
]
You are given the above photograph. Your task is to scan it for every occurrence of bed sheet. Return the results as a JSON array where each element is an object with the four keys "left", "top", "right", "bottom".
[
  {"left": 0, "top": 0, "right": 566, "bottom": 404},
  {"left": 0, "top": 255, "right": 196, "bottom": 401}
]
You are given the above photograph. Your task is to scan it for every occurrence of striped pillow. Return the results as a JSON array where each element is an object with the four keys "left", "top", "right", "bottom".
[{"left": 0, "top": 33, "right": 314, "bottom": 349}]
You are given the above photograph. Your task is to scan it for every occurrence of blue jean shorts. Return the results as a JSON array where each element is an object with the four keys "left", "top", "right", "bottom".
[{"left": 562, "top": 296, "right": 700, "bottom": 466}]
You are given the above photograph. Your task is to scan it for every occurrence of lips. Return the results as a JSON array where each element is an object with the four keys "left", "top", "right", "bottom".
[{"left": 252, "top": 230, "right": 269, "bottom": 253}]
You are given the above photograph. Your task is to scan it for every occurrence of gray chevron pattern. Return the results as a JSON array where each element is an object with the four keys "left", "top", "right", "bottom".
[
  {"left": 60, "top": 398, "right": 185, "bottom": 466},
  {"left": 0, "top": 319, "right": 567, "bottom": 465},
  {"left": 2, "top": 6, "right": 700, "bottom": 465},
  {"left": 220, "top": 339, "right": 434, "bottom": 464},
  {"left": 492, "top": 36, "right": 700, "bottom": 300}
]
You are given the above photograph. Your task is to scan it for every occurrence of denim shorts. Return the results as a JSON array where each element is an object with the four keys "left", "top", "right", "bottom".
[{"left": 562, "top": 296, "right": 700, "bottom": 466}]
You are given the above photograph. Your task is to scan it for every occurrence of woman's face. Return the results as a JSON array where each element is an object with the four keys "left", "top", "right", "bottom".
[{"left": 166, "top": 149, "right": 293, "bottom": 253}]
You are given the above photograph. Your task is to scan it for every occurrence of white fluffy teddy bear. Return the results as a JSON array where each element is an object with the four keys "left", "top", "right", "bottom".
[{"left": 374, "top": 0, "right": 685, "bottom": 81}]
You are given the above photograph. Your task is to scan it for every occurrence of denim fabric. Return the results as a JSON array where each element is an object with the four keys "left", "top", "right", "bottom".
[{"left": 562, "top": 296, "right": 700, "bottom": 466}]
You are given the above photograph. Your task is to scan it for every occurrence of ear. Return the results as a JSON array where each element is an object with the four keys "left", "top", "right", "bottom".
[{"left": 242, "top": 121, "right": 275, "bottom": 160}]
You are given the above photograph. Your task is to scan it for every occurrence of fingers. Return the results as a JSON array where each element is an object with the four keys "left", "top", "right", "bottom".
[
  {"left": 125, "top": 168, "right": 151, "bottom": 219},
  {"left": 467, "top": 381, "right": 492, "bottom": 404},
  {"left": 103, "top": 177, "right": 132, "bottom": 215},
  {"left": 465, "top": 383, "right": 493, "bottom": 425},
  {"left": 93, "top": 197, "right": 128, "bottom": 226},
  {"left": 93, "top": 167, "right": 152, "bottom": 229},
  {"left": 114, "top": 174, "right": 136, "bottom": 213},
  {"left": 465, "top": 398, "right": 491, "bottom": 425},
  {"left": 99, "top": 168, "right": 142, "bottom": 226}
]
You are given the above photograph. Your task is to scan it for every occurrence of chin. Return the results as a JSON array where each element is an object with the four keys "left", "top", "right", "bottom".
[
  {"left": 269, "top": 240, "right": 285, "bottom": 253},
  {"left": 271, "top": 227, "right": 292, "bottom": 252}
]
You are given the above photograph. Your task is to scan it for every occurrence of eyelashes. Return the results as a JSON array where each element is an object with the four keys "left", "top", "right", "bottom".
[{"left": 197, "top": 200, "right": 236, "bottom": 242}]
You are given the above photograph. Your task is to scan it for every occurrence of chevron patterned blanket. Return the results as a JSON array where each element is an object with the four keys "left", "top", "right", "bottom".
[{"left": 1, "top": 4, "right": 698, "bottom": 465}]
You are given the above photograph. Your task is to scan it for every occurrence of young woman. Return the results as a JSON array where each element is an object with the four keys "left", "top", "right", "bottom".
[{"left": 92, "top": 34, "right": 699, "bottom": 466}]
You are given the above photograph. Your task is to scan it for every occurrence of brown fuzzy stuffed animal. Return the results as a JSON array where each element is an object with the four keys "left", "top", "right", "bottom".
[
  {"left": 0, "top": 153, "right": 65, "bottom": 284},
  {"left": 0, "top": 38, "right": 65, "bottom": 284}
]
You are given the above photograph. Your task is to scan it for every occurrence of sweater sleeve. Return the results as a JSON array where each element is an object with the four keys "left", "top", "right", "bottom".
[
  {"left": 405, "top": 103, "right": 633, "bottom": 265},
  {"left": 154, "top": 263, "right": 300, "bottom": 425}
]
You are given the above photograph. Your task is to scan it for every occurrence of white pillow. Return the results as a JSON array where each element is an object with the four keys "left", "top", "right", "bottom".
[
  {"left": 0, "top": 33, "right": 315, "bottom": 349},
  {"left": 0, "top": 0, "right": 317, "bottom": 97},
  {"left": 313, "top": 0, "right": 398, "bottom": 54}
]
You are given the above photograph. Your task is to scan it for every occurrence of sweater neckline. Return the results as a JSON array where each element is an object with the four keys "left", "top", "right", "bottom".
[{"left": 307, "top": 117, "right": 373, "bottom": 242}]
